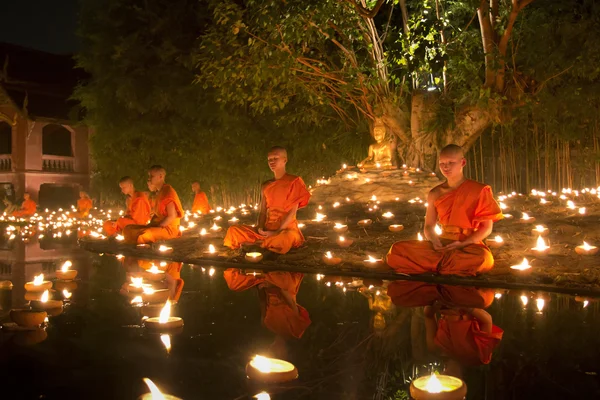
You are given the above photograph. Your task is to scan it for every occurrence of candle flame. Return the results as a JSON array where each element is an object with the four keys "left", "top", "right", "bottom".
[
  {"left": 511, "top": 258, "right": 531, "bottom": 271},
  {"left": 534, "top": 225, "right": 546, "bottom": 232},
  {"left": 536, "top": 298, "right": 545, "bottom": 312},
  {"left": 209, "top": 267, "right": 215, "bottom": 276},
  {"left": 208, "top": 244, "right": 216, "bottom": 254},
  {"left": 382, "top": 212, "right": 394, "bottom": 218},
  {"left": 131, "top": 277, "right": 143, "bottom": 288},
  {"left": 338, "top": 236, "right": 345, "bottom": 242},
  {"left": 33, "top": 274, "right": 44, "bottom": 285},
  {"left": 159, "top": 300, "right": 172, "bottom": 323},
  {"left": 41, "top": 290, "right": 49, "bottom": 303},
  {"left": 494, "top": 235, "right": 503, "bottom": 243},
  {"left": 434, "top": 225, "right": 442, "bottom": 235},
  {"left": 142, "top": 378, "right": 166, "bottom": 400},
  {"left": 364, "top": 255, "right": 381, "bottom": 263},
  {"left": 326, "top": 251, "right": 333, "bottom": 259},
  {"left": 63, "top": 290, "right": 72, "bottom": 299},
  {"left": 61, "top": 260, "right": 72, "bottom": 272},
  {"left": 160, "top": 334, "right": 171, "bottom": 353},
  {"left": 584, "top": 300, "right": 589, "bottom": 308},
  {"left": 532, "top": 235, "right": 549, "bottom": 251},
  {"left": 115, "top": 234, "right": 124, "bottom": 241},
  {"left": 521, "top": 295, "right": 529, "bottom": 306},
  {"left": 131, "top": 296, "right": 142, "bottom": 304},
  {"left": 579, "top": 207, "right": 586, "bottom": 215},
  {"left": 495, "top": 293, "right": 502, "bottom": 299},
  {"left": 424, "top": 373, "right": 443, "bottom": 393},
  {"left": 254, "top": 392, "right": 271, "bottom": 400},
  {"left": 158, "top": 245, "right": 172, "bottom": 252},
  {"left": 142, "top": 286, "right": 155, "bottom": 295},
  {"left": 334, "top": 223, "right": 346, "bottom": 229},
  {"left": 148, "top": 265, "right": 161, "bottom": 274},
  {"left": 210, "top": 223, "right": 221, "bottom": 231},
  {"left": 417, "top": 232, "right": 424, "bottom": 241},
  {"left": 314, "top": 213, "right": 326, "bottom": 222},
  {"left": 200, "top": 228, "right": 208, "bottom": 235},
  {"left": 246, "top": 252, "right": 262, "bottom": 258},
  {"left": 581, "top": 241, "right": 597, "bottom": 251},
  {"left": 521, "top": 212, "right": 531, "bottom": 220}
]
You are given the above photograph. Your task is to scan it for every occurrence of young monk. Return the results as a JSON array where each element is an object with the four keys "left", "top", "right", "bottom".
[
  {"left": 103, "top": 176, "right": 152, "bottom": 236},
  {"left": 12, "top": 193, "right": 37, "bottom": 217},
  {"left": 76, "top": 191, "right": 93, "bottom": 218},
  {"left": 386, "top": 144, "right": 503, "bottom": 276},
  {"left": 123, "top": 165, "right": 184, "bottom": 244},
  {"left": 191, "top": 181, "right": 211, "bottom": 214},
  {"left": 224, "top": 146, "right": 311, "bottom": 254}
]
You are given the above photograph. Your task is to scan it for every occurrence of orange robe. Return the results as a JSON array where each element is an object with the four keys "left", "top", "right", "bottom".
[
  {"left": 192, "top": 192, "right": 211, "bottom": 214},
  {"left": 103, "top": 191, "right": 152, "bottom": 236},
  {"left": 224, "top": 174, "right": 311, "bottom": 254},
  {"left": 12, "top": 199, "right": 37, "bottom": 217},
  {"left": 434, "top": 312, "right": 503, "bottom": 366},
  {"left": 386, "top": 179, "right": 503, "bottom": 276},
  {"left": 223, "top": 269, "right": 311, "bottom": 339},
  {"left": 123, "top": 184, "right": 184, "bottom": 244},
  {"left": 77, "top": 197, "right": 93, "bottom": 218},
  {"left": 387, "top": 281, "right": 495, "bottom": 309}
]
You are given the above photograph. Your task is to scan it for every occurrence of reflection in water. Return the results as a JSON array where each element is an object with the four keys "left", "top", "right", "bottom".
[{"left": 120, "top": 257, "right": 185, "bottom": 303}]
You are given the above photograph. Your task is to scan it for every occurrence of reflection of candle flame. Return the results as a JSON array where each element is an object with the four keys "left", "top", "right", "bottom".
[
  {"left": 63, "top": 290, "right": 72, "bottom": 299},
  {"left": 254, "top": 392, "right": 271, "bottom": 400},
  {"left": 160, "top": 334, "right": 171, "bottom": 353},
  {"left": 159, "top": 300, "right": 172, "bottom": 323},
  {"left": 521, "top": 295, "right": 528, "bottom": 306},
  {"left": 536, "top": 298, "right": 545, "bottom": 312},
  {"left": 143, "top": 378, "right": 167, "bottom": 400},
  {"left": 41, "top": 290, "right": 49, "bottom": 303},
  {"left": 534, "top": 225, "right": 546, "bottom": 233},
  {"left": 424, "top": 373, "right": 443, "bottom": 393},
  {"left": 584, "top": 300, "right": 589, "bottom": 308}
]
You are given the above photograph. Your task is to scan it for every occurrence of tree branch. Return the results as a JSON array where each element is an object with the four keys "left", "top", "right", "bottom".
[{"left": 341, "top": 0, "right": 386, "bottom": 19}]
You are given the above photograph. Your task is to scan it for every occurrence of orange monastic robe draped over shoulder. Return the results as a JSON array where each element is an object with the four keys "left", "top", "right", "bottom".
[
  {"left": 77, "top": 198, "right": 93, "bottom": 218},
  {"left": 223, "top": 269, "right": 311, "bottom": 339},
  {"left": 386, "top": 180, "right": 503, "bottom": 276},
  {"left": 224, "top": 174, "right": 311, "bottom": 254},
  {"left": 12, "top": 199, "right": 37, "bottom": 217},
  {"left": 103, "top": 191, "right": 152, "bottom": 236},
  {"left": 123, "top": 184, "right": 184, "bottom": 244},
  {"left": 192, "top": 192, "right": 211, "bottom": 214}
]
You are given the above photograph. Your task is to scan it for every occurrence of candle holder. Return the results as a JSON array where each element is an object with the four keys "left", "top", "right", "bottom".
[
  {"left": 24, "top": 281, "right": 52, "bottom": 292},
  {"left": 388, "top": 224, "right": 404, "bottom": 232},
  {"left": 336, "top": 236, "right": 353, "bottom": 248},
  {"left": 55, "top": 269, "right": 78, "bottom": 280},
  {"left": 575, "top": 242, "right": 599, "bottom": 255},
  {"left": 357, "top": 219, "right": 372, "bottom": 227},
  {"left": 322, "top": 252, "right": 342, "bottom": 266},
  {"left": 10, "top": 309, "right": 47, "bottom": 328},
  {"left": 485, "top": 236, "right": 504, "bottom": 248},
  {"left": 530, "top": 225, "right": 549, "bottom": 236},
  {"left": 145, "top": 317, "right": 184, "bottom": 331},
  {"left": 246, "top": 355, "right": 298, "bottom": 383},
  {"left": 410, "top": 373, "right": 467, "bottom": 400},
  {"left": 245, "top": 252, "right": 263, "bottom": 263},
  {"left": 333, "top": 223, "right": 348, "bottom": 233}
]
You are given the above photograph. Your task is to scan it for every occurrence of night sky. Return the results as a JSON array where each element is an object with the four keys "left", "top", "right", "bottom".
[{"left": 0, "top": 0, "right": 79, "bottom": 54}]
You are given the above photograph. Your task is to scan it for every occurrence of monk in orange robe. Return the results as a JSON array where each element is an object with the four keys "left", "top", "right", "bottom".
[
  {"left": 387, "top": 281, "right": 495, "bottom": 309},
  {"left": 123, "top": 165, "right": 184, "bottom": 244},
  {"left": 103, "top": 176, "right": 152, "bottom": 236},
  {"left": 386, "top": 144, "right": 503, "bottom": 276},
  {"left": 12, "top": 193, "right": 37, "bottom": 217},
  {"left": 191, "top": 181, "right": 211, "bottom": 214},
  {"left": 76, "top": 191, "right": 93, "bottom": 218},
  {"left": 224, "top": 146, "right": 311, "bottom": 254},
  {"left": 223, "top": 269, "right": 311, "bottom": 339}
]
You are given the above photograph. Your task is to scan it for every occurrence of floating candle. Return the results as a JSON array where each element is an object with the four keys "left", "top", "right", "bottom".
[
  {"left": 322, "top": 251, "right": 342, "bottom": 266},
  {"left": 245, "top": 252, "right": 263, "bottom": 263},
  {"left": 140, "top": 378, "right": 182, "bottom": 400},
  {"left": 337, "top": 236, "right": 353, "bottom": 248},
  {"left": 145, "top": 300, "right": 184, "bottom": 330},
  {"left": 246, "top": 355, "right": 298, "bottom": 383},
  {"left": 24, "top": 274, "right": 52, "bottom": 292},
  {"left": 410, "top": 373, "right": 466, "bottom": 399},
  {"left": 575, "top": 241, "right": 598, "bottom": 255}
]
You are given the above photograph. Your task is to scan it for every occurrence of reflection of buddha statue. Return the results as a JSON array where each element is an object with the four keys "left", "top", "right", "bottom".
[{"left": 358, "top": 123, "right": 393, "bottom": 169}]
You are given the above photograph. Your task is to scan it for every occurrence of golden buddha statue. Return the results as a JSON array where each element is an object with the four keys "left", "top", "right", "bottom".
[{"left": 358, "top": 122, "right": 393, "bottom": 169}]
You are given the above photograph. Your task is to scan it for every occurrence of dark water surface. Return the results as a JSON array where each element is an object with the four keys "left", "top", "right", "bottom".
[{"left": 0, "top": 242, "right": 599, "bottom": 400}]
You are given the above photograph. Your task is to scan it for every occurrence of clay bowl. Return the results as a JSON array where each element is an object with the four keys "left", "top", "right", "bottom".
[
  {"left": 322, "top": 255, "right": 342, "bottom": 266},
  {"left": 410, "top": 374, "right": 466, "bottom": 400},
  {"left": 13, "top": 328, "right": 48, "bottom": 346},
  {"left": 55, "top": 270, "right": 78, "bottom": 280},
  {"left": 144, "top": 317, "right": 184, "bottom": 331},
  {"left": 24, "top": 281, "right": 52, "bottom": 292},
  {"left": 333, "top": 225, "right": 348, "bottom": 233},
  {"left": 336, "top": 238, "right": 354, "bottom": 248},
  {"left": 30, "top": 299, "right": 64, "bottom": 310},
  {"left": 357, "top": 219, "right": 373, "bottom": 227},
  {"left": 388, "top": 224, "right": 404, "bottom": 232},
  {"left": 142, "top": 289, "right": 171, "bottom": 304},
  {"left": 10, "top": 309, "right": 47, "bottom": 328},
  {"left": 519, "top": 217, "right": 536, "bottom": 224},
  {"left": 485, "top": 239, "right": 504, "bottom": 248},
  {"left": 0, "top": 280, "right": 13, "bottom": 289},
  {"left": 245, "top": 253, "right": 264, "bottom": 263},
  {"left": 246, "top": 358, "right": 298, "bottom": 383},
  {"left": 54, "top": 280, "right": 78, "bottom": 292},
  {"left": 575, "top": 246, "right": 599, "bottom": 256},
  {"left": 25, "top": 291, "right": 52, "bottom": 302}
]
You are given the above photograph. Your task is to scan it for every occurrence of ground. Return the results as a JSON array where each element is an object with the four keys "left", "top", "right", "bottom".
[{"left": 80, "top": 189, "right": 600, "bottom": 297}]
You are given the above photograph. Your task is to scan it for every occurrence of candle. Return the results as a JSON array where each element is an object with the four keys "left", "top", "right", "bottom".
[
  {"left": 333, "top": 223, "right": 348, "bottom": 233},
  {"left": 336, "top": 236, "right": 353, "bottom": 248},
  {"left": 56, "top": 260, "right": 78, "bottom": 280},
  {"left": 145, "top": 300, "right": 184, "bottom": 330},
  {"left": 115, "top": 234, "right": 125, "bottom": 241},
  {"left": 254, "top": 392, "right": 271, "bottom": 400},
  {"left": 388, "top": 224, "right": 404, "bottom": 232},
  {"left": 531, "top": 225, "right": 549, "bottom": 236},
  {"left": 485, "top": 235, "right": 504, "bottom": 248},
  {"left": 363, "top": 255, "right": 383, "bottom": 268},
  {"left": 10, "top": 309, "right": 47, "bottom": 328},
  {"left": 322, "top": 251, "right": 342, "bottom": 266},
  {"left": 531, "top": 235, "right": 550, "bottom": 253},
  {"left": 246, "top": 355, "right": 298, "bottom": 383},
  {"left": 410, "top": 373, "right": 466, "bottom": 399},
  {"left": 158, "top": 245, "right": 173, "bottom": 253},
  {"left": 313, "top": 213, "right": 327, "bottom": 222},
  {"left": 510, "top": 258, "right": 532, "bottom": 272},
  {"left": 31, "top": 290, "right": 64, "bottom": 310},
  {"left": 139, "top": 378, "right": 182, "bottom": 400},
  {"left": 417, "top": 232, "right": 424, "bottom": 241},
  {"left": 210, "top": 223, "right": 222, "bottom": 232},
  {"left": 520, "top": 212, "right": 535, "bottom": 223},
  {"left": 142, "top": 265, "right": 166, "bottom": 281},
  {"left": 357, "top": 219, "right": 372, "bottom": 227},
  {"left": 566, "top": 200, "right": 576, "bottom": 210},
  {"left": 245, "top": 252, "right": 263, "bottom": 263},
  {"left": 206, "top": 244, "right": 217, "bottom": 254},
  {"left": 382, "top": 212, "right": 394, "bottom": 219},
  {"left": 332, "top": 201, "right": 340, "bottom": 208},
  {"left": 228, "top": 217, "right": 239, "bottom": 225},
  {"left": 24, "top": 273, "right": 52, "bottom": 292},
  {"left": 575, "top": 241, "right": 598, "bottom": 255},
  {"left": 579, "top": 207, "right": 586, "bottom": 215}
]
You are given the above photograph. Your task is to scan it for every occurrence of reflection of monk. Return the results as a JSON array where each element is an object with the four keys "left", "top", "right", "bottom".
[
  {"left": 224, "top": 146, "right": 311, "bottom": 254},
  {"left": 122, "top": 258, "right": 184, "bottom": 302},
  {"left": 77, "top": 191, "right": 93, "bottom": 218},
  {"left": 104, "top": 176, "right": 152, "bottom": 236},
  {"left": 223, "top": 269, "right": 311, "bottom": 340},
  {"left": 191, "top": 181, "right": 211, "bottom": 214},
  {"left": 12, "top": 193, "right": 36, "bottom": 217},
  {"left": 386, "top": 144, "right": 503, "bottom": 276},
  {"left": 123, "top": 166, "right": 184, "bottom": 244},
  {"left": 387, "top": 281, "right": 495, "bottom": 309}
]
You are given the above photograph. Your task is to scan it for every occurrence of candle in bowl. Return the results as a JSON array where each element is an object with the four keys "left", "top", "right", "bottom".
[
  {"left": 228, "top": 217, "right": 239, "bottom": 225},
  {"left": 322, "top": 251, "right": 342, "bottom": 266},
  {"left": 10, "top": 309, "right": 47, "bottom": 328},
  {"left": 519, "top": 212, "right": 535, "bottom": 223},
  {"left": 145, "top": 300, "right": 184, "bottom": 331},
  {"left": 157, "top": 245, "right": 173, "bottom": 254},
  {"left": 24, "top": 274, "right": 52, "bottom": 292},
  {"left": 410, "top": 373, "right": 467, "bottom": 400},
  {"left": 357, "top": 219, "right": 372, "bottom": 227},
  {"left": 530, "top": 235, "right": 550, "bottom": 254},
  {"left": 485, "top": 235, "right": 504, "bottom": 248},
  {"left": 245, "top": 252, "right": 264, "bottom": 263},
  {"left": 56, "top": 260, "right": 77, "bottom": 280},
  {"left": 575, "top": 241, "right": 599, "bottom": 255},
  {"left": 382, "top": 212, "right": 394, "bottom": 219},
  {"left": 139, "top": 378, "right": 182, "bottom": 400},
  {"left": 210, "top": 223, "right": 223, "bottom": 232},
  {"left": 531, "top": 225, "right": 549, "bottom": 236},
  {"left": 333, "top": 223, "right": 348, "bottom": 233},
  {"left": 30, "top": 290, "right": 64, "bottom": 310},
  {"left": 510, "top": 258, "right": 532, "bottom": 274},
  {"left": 336, "top": 236, "right": 354, "bottom": 248},
  {"left": 388, "top": 224, "right": 404, "bottom": 232},
  {"left": 141, "top": 287, "right": 171, "bottom": 304},
  {"left": 128, "top": 277, "right": 152, "bottom": 293},
  {"left": 246, "top": 355, "right": 298, "bottom": 383},
  {"left": 142, "top": 264, "right": 166, "bottom": 282},
  {"left": 363, "top": 255, "right": 384, "bottom": 268}
]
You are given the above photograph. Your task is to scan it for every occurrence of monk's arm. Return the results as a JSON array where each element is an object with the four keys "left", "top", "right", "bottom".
[
  {"left": 424, "top": 190, "right": 443, "bottom": 249},
  {"left": 257, "top": 191, "right": 267, "bottom": 231},
  {"left": 466, "top": 308, "right": 492, "bottom": 333},
  {"left": 276, "top": 204, "right": 299, "bottom": 232},
  {"left": 159, "top": 203, "right": 177, "bottom": 227},
  {"left": 463, "top": 220, "right": 493, "bottom": 244},
  {"left": 279, "top": 288, "right": 299, "bottom": 315}
]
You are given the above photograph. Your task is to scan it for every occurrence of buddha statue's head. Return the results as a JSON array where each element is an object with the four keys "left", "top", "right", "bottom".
[{"left": 373, "top": 122, "right": 386, "bottom": 143}]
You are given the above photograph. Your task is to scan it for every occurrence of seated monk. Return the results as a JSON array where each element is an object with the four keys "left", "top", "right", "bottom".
[
  {"left": 103, "top": 176, "right": 152, "bottom": 236},
  {"left": 76, "top": 191, "right": 93, "bottom": 218},
  {"left": 123, "top": 165, "right": 184, "bottom": 244},
  {"left": 386, "top": 144, "right": 503, "bottom": 276},
  {"left": 12, "top": 193, "right": 37, "bottom": 217},
  {"left": 224, "top": 146, "right": 311, "bottom": 254},
  {"left": 191, "top": 181, "right": 211, "bottom": 214}
]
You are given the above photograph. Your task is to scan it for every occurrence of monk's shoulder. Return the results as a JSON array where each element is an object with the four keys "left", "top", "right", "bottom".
[
  {"left": 428, "top": 183, "right": 446, "bottom": 201},
  {"left": 261, "top": 179, "right": 275, "bottom": 190},
  {"left": 464, "top": 179, "right": 492, "bottom": 194}
]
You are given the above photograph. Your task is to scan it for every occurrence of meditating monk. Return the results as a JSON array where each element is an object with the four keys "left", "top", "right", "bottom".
[
  {"left": 224, "top": 146, "right": 311, "bottom": 254},
  {"left": 12, "top": 193, "right": 37, "bottom": 217},
  {"left": 76, "top": 191, "right": 93, "bottom": 218},
  {"left": 191, "top": 181, "right": 211, "bottom": 214},
  {"left": 103, "top": 176, "right": 152, "bottom": 236},
  {"left": 123, "top": 165, "right": 184, "bottom": 244},
  {"left": 386, "top": 144, "right": 503, "bottom": 276}
]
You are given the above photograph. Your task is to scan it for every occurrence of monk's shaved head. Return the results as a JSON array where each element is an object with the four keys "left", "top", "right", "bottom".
[
  {"left": 440, "top": 144, "right": 464, "bottom": 158},
  {"left": 268, "top": 146, "right": 288, "bottom": 158},
  {"left": 149, "top": 165, "right": 166, "bottom": 176},
  {"left": 119, "top": 176, "right": 134, "bottom": 184}
]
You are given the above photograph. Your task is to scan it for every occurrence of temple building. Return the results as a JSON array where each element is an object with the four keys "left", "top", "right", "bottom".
[{"left": 0, "top": 42, "right": 90, "bottom": 208}]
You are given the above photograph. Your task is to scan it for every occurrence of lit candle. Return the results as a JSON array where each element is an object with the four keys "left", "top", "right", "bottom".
[
  {"left": 434, "top": 224, "right": 442, "bottom": 235},
  {"left": 210, "top": 223, "right": 222, "bottom": 232},
  {"left": 521, "top": 295, "right": 529, "bottom": 306},
  {"left": 207, "top": 244, "right": 216, "bottom": 254},
  {"left": 145, "top": 300, "right": 184, "bottom": 330},
  {"left": 575, "top": 241, "right": 598, "bottom": 255},
  {"left": 579, "top": 207, "right": 586, "bottom": 215},
  {"left": 245, "top": 252, "right": 263, "bottom": 263},
  {"left": 246, "top": 355, "right": 298, "bottom": 383},
  {"left": 357, "top": 219, "right": 372, "bottom": 227},
  {"left": 531, "top": 235, "right": 550, "bottom": 253},
  {"left": 536, "top": 298, "right": 545, "bottom": 313},
  {"left": 337, "top": 236, "right": 353, "bottom": 248},
  {"left": 115, "top": 234, "right": 124, "bottom": 241},
  {"left": 410, "top": 373, "right": 466, "bottom": 398},
  {"left": 56, "top": 260, "right": 78, "bottom": 280},
  {"left": 30, "top": 289, "right": 64, "bottom": 311},
  {"left": 322, "top": 251, "right": 342, "bottom": 266},
  {"left": 388, "top": 224, "right": 404, "bottom": 232},
  {"left": 139, "top": 378, "right": 182, "bottom": 400},
  {"left": 485, "top": 235, "right": 504, "bottom": 248},
  {"left": 382, "top": 212, "right": 394, "bottom": 219},
  {"left": 313, "top": 213, "right": 327, "bottom": 222},
  {"left": 363, "top": 255, "right": 383, "bottom": 267},
  {"left": 566, "top": 200, "right": 576, "bottom": 210},
  {"left": 520, "top": 212, "right": 535, "bottom": 223},
  {"left": 199, "top": 228, "right": 208, "bottom": 236},
  {"left": 158, "top": 245, "right": 173, "bottom": 253},
  {"left": 531, "top": 225, "right": 549, "bottom": 236},
  {"left": 228, "top": 217, "right": 239, "bottom": 225},
  {"left": 417, "top": 232, "right": 424, "bottom": 241},
  {"left": 510, "top": 258, "right": 531, "bottom": 272},
  {"left": 333, "top": 223, "right": 348, "bottom": 233},
  {"left": 24, "top": 273, "right": 52, "bottom": 292}
]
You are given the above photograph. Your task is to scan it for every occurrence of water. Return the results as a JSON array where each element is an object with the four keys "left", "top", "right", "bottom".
[{"left": 0, "top": 241, "right": 599, "bottom": 400}]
